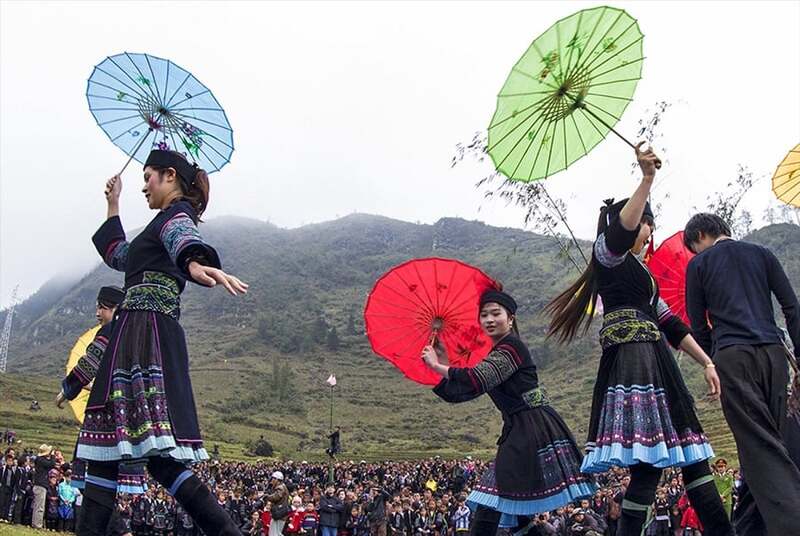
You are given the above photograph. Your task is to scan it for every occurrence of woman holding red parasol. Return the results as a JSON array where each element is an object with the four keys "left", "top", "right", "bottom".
[{"left": 421, "top": 288, "right": 594, "bottom": 535}]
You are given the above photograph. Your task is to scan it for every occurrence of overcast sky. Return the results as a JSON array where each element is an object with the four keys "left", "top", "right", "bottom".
[{"left": 2, "top": 0, "right": 799, "bottom": 308}]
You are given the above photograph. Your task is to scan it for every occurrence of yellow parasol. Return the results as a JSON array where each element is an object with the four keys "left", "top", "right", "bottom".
[
  {"left": 65, "top": 325, "right": 101, "bottom": 424},
  {"left": 772, "top": 143, "right": 800, "bottom": 208}
]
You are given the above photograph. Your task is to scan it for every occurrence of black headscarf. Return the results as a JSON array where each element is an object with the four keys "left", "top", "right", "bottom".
[
  {"left": 479, "top": 289, "right": 517, "bottom": 315},
  {"left": 144, "top": 150, "right": 198, "bottom": 189},
  {"left": 97, "top": 286, "right": 125, "bottom": 308}
]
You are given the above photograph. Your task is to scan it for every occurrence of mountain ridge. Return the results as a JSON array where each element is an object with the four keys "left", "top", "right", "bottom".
[{"left": 2, "top": 214, "right": 798, "bottom": 460}]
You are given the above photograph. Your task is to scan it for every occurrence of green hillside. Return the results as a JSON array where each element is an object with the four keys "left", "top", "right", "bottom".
[{"left": 2, "top": 215, "right": 798, "bottom": 463}]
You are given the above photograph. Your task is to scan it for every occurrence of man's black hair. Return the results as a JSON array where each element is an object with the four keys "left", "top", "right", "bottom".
[{"left": 683, "top": 213, "right": 732, "bottom": 250}]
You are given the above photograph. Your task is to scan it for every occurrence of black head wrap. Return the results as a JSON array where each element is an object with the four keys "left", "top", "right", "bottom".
[
  {"left": 479, "top": 289, "right": 517, "bottom": 315},
  {"left": 596, "top": 197, "right": 654, "bottom": 237},
  {"left": 144, "top": 150, "right": 199, "bottom": 189},
  {"left": 97, "top": 286, "right": 125, "bottom": 308}
]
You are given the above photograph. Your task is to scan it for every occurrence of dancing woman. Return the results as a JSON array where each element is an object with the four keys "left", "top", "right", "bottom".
[
  {"left": 422, "top": 288, "right": 595, "bottom": 536},
  {"left": 545, "top": 143, "right": 732, "bottom": 536},
  {"left": 76, "top": 150, "right": 248, "bottom": 536},
  {"left": 57, "top": 285, "right": 149, "bottom": 495}
]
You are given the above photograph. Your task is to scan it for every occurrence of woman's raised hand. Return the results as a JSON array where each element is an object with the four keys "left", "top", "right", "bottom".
[
  {"left": 421, "top": 345, "right": 439, "bottom": 368},
  {"left": 188, "top": 262, "right": 249, "bottom": 295},
  {"left": 635, "top": 141, "right": 661, "bottom": 178},
  {"left": 104, "top": 174, "right": 122, "bottom": 204}
]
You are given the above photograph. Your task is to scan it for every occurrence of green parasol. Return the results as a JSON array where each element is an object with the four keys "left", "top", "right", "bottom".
[{"left": 488, "top": 6, "right": 647, "bottom": 182}]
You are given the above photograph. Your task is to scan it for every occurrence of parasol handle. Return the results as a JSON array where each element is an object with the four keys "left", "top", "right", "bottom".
[
  {"left": 577, "top": 103, "right": 662, "bottom": 170},
  {"left": 428, "top": 329, "right": 439, "bottom": 347},
  {"left": 118, "top": 129, "right": 153, "bottom": 175},
  {"left": 567, "top": 100, "right": 661, "bottom": 169}
]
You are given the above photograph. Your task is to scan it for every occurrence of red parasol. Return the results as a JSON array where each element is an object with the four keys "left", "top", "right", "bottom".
[
  {"left": 364, "top": 257, "right": 498, "bottom": 385},
  {"left": 647, "top": 231, "right": 695, "bottom": 325}
]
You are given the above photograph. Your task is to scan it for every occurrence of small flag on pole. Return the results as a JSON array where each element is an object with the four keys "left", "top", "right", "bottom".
[{"left": 326, "top": 374, "right": 337, "bottom": 387}]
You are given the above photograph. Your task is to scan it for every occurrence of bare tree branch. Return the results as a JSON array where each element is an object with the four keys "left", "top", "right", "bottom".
[{"left": 453, "top": 131, "right": 588, "bottom": 273}]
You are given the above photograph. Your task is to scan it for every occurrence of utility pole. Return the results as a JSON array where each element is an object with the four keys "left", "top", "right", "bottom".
[{"left": 0, "top": 285, "right": 20, "bottom": 374}]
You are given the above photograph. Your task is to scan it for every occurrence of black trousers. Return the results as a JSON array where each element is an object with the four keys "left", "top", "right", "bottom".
[
  {"left": 716, "top": 344, "right": 800, "bottom": 536},
  {"left": 0, "top": 487, "right": 12, "bottom": 521},
  {"left": 12, "top": 492, "right": 29, "bottom": 524}
]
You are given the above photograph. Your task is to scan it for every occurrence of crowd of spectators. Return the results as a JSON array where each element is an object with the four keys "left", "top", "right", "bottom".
[{"left": 1, "top": 429, "right": 740, "bottom": 536}]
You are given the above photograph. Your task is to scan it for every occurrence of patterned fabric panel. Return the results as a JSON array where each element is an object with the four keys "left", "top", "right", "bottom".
[
  {"left": 536, "top": 440, "right": 589, "bottom": 494},
  {"left": 159, "top": 213, "right": 203, "bottom": 267},
  {"left": 104, "top": 239, "right": 129, "bottom": 271},
  {"left": 473, "top": 442, "right": 592, "bottom": 500},
  {"left": 592, "top": 384, "right": 709, "bottom": 449},
  {"left": 521, "top": 387, "right": 550, "bottom": 409},
  {"left": 121, "top": 272, "right": 181, "bottom": 319},
  {"left": 468, "top": 346, "right": 521, "bottom": 393},
  {"left": 116, "top": 461, "right": 148, "bottom": 495},
  {"left": 73, "top": 338, "right": 107, "bottom": 384},
  {"left": 656, "top": 298, "right": 674, "bottom": 324},
  {"left": 594, "top": 234, "right": 627, "bottom": 268},
  {"left": 63, "top": 335, "right": 109, "bottom": 400},
  {"left": 79, "top": 363, "right": 173, "bottom": 448},
  {"left": 93, "top": 216, "right": 128, "bottom": 272},
  {"left": 600, "top": 308, "right": 661, "bottom": 350}
]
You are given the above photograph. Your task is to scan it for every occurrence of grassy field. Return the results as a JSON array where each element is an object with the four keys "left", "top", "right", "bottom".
[
  {"left": 1, "top": 341, "right": 737, "bottom": 464},
  {"left": 0, "top": 526, "right": 70, "bottom": 536}
]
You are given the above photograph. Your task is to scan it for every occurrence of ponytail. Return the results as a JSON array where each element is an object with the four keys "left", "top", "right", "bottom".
[
  {"left": 544, "top": 200, "right": 614, "bottom": 344},
  {"left": 544, "top": 263, "right": 598, "bottom": 343},
  {"left": 181, "top": 166, "right": 209, "bottom": 220}
]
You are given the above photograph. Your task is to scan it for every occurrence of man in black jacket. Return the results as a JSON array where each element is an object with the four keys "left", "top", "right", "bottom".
[
  {"left": 0, "top": 453, "right": 18, "bottom": 522},
  {"left": 31, "top": 445, "right": 56, "bottom": 529},
  {"left": 684, "top": 213, "right": 800, "bottom": 535},
  {"left": 11, "top": 455, "right": 32, "bottom": 525},
  {"left": 366, "top": 484, "right": 391, "bottom": 536},
  {"left": 319, "top": 485, "right": 344, "bottom": 536}
]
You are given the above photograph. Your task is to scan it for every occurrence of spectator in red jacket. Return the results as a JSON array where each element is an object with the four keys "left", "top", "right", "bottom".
[
  {"left": 678, "top": 494, "right": 702, "bottom": 536},
  {"left": 284, "top": 496, "right": 305, "bottom": 534},
  {"left": 260, "top": 502, "right": 272, "bottom": 536}
]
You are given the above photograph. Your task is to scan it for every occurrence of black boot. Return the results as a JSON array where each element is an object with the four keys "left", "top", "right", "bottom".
[
  {"left": 686, "top": 476, "right": 735, "bottom": 536},
  {"left": 683, "top": 462, "right": 734, "bottom": 536},
  {"left": 173, "top": 474, "right": 242, "bottom": 536},
  {"left": 76, "top": 484, "right": 115, "bottom": 536},
  {"left": 470, "top": 505, "right": 500, "bottom": 536},
  {"left": 617, "top": 499, "right": 649, "bottom": 536}
]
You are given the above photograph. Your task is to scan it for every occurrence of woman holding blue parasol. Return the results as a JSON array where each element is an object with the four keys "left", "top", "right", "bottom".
[{"left": 76, "top": 53, "right": 246, "bottom": 536}]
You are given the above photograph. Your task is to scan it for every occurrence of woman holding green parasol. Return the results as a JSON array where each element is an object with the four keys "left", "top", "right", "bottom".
[
  {"left": 546, "top": 144, "right": 732, "bottom": 536},
  {"left": 484, "top": 9, "right": 733, "bottom": 532}
]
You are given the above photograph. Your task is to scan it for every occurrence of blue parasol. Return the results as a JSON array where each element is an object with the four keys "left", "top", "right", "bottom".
[{"left": 87, "top": 52, "right": 233, "bottom": 174}]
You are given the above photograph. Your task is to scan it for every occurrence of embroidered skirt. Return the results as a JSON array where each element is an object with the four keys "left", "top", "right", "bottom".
[
  {"left": 467, "top": 399, "right": 596, "bottom": 527},
  {"left": 582, "top": 311, "right": 714, "bottom": 472},
  {"left": 76, "top": 277, "right": 207, "bottom": 464}
]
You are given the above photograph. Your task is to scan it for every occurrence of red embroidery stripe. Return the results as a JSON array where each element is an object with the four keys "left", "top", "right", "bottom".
[{"left": 104, "top": 239, "right": 122, "bottom": 262}]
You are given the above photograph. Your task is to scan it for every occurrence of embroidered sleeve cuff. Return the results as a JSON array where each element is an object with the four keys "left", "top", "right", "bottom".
[
  {"left": 61, "top": 376, "right": 82, "bottom": 401},
  {"left": 92, "top": 216, "right": 129, "bottom": 271}
]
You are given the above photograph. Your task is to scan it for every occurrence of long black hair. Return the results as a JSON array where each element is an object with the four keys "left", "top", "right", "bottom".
[{"left": 545, "top": 199, "right": 652, "bottom": 343}]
